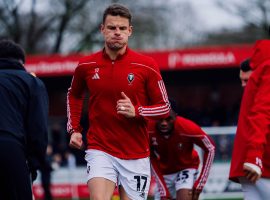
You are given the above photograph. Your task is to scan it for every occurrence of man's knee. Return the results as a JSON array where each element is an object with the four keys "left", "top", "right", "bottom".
[{"left": 90, "top": 193, "right": 111, "bottom": 200}]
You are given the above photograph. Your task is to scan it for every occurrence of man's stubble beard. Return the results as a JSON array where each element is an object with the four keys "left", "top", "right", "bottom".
[{"left": 106, "top": 42, "right": 126, "bottom": 51}]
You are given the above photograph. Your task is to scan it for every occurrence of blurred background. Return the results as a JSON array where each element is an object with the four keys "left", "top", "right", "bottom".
[{"left": 1, "top": 0, "right": 269, "bottom": 199}]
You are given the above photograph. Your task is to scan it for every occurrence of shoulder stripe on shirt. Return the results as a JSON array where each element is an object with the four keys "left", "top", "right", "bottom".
[
  {"left": 159, "top": 80, "right": 169, "bottom": 105},
  {"left": 196, "top": 136, "right": 215, "bottom": 190},
  {"left": 131, "top": 62, "right": 162, "bottom": 79},
  {"left": 78, "top": 61, "right": 97, "bottom": 66}
]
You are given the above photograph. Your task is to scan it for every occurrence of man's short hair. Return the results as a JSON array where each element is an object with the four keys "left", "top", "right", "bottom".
[
  {"left": 103, "top": 4, "right": 132, "bottom": 24},
  {"left": 240, "top": 58, "right": 251, "bottom": 72},
  {"left": 0, "top": 39, "right": 25, "bottom": 64}
]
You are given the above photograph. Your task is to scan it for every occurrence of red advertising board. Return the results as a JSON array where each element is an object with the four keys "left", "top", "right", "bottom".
[
  {"left": 33, "top": 179, "right": 156, "bottom": 198},
  {"left": 25, "top": 44, "right": 253, "bottom": 77}
]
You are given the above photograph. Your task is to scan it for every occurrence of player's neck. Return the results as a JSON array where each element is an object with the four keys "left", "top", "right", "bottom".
[{"left": 105, "top": 45, "right": 127, "bottom": 60}]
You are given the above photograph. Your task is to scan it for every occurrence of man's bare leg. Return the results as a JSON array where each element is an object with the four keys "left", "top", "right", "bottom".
[
  {"left": 176, "top": 189, "right": 193, "bottom": 200},
  {"left": 119, "top": 185, "right": 131, "bottom": 200},
  {"left": 88, "top": 177, "right": 116, "bottom": 200}
]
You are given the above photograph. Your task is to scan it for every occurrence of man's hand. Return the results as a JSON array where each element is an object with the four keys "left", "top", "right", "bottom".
[
  {"left": 243, "top": 164, "right": 261, "bottom": 183},
  {"left": 117, "top": 92, "right": 135, "bottom": 118},
  {"left": 69, "top": 132, "right": 84, "bottom": 150}
]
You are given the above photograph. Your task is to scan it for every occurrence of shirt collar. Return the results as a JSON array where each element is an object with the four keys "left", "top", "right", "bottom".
[{"left": 102, "top": 46, "right": 129, "bottom": 61}]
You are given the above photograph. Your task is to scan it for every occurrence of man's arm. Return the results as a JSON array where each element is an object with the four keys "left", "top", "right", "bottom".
[
  {"left": 177, "top": 117, "right": 215, "bottom": 196},
  {"left": 136, "top": 60, "right": 170, "bottom": 120},
  {"left": 150, "top": 155, "right": 172, "bottom": 199},
  {"left": 26, "top": 78, "right": 49, "bottom": 181},
  {"left": 67, "top": 65, "right": 87, "bottom": 148},
  {"left": 148, "top": 125, "right": 171, "bottom": 199},
  {"left": 192, "top": 134, "right": 215, "bottom": 198}
]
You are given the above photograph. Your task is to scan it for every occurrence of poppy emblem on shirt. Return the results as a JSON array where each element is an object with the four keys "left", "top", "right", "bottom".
[{"left": 127, "top": 73, "right": 134, "bottom": 84}]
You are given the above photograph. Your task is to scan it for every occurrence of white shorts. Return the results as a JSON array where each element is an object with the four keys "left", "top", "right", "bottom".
[
  {"left": 85, "top": 149, "right": 151, "bottom": 200},
  {"left": 239, "top": 177, "right": 270, "bottom": 200},
  {"left": 154, "top": 168, "right": 198, "bottom": 200}
]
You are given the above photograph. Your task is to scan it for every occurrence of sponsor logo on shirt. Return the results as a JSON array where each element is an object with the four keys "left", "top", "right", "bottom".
[
  {"left": 139, "top": 192, "right": 145, "bottom": 198},
  {"left": 92, "top": 68, "right": 100, "bottom": 79}
]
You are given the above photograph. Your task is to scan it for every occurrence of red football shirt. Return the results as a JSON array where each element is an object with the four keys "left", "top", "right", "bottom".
[
  {"left": 67, "top": 48, "right": 170, "bottom": 159},
  {"left": 149, "top": 116, "right": 215, "bottom": 197}
]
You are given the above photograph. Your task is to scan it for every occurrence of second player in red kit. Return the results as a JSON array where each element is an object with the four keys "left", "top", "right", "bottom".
[{"left": 149, "top": 102, "right": 215, "bottom": 200}]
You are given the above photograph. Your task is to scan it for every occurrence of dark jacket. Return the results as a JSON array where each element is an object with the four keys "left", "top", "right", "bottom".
[{"left": 0, "top": 58, "right": 49, "bottom": 176}]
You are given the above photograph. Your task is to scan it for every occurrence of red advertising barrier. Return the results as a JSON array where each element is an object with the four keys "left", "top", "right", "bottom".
[
  {"left": 33, "top": 178, "right": 156, "bottom": 198},
  {"left": 33, "top": 184, "right": 92, "bottom": 198},
  {"left": 26, "top": 44, "right": 253, "bottom": 77}
]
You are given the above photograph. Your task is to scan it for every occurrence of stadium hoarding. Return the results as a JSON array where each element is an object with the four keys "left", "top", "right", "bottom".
[
  {"left": 144, "top": 44, "right": 253, "bottom": 71},
  {"left": 26, "top": 44, "right": 253, "bottom": 77},
  {"left": 32, "top": 168, "right": 157, "bottom": 198},
  {"left": 25, "top": 54, "right": 81, "bottom": 77}
]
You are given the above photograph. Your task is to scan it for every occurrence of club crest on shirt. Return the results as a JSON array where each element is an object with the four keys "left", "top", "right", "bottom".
[
  {"left": 178, "top": 143, "right": 183, "bottom": 149},
  {"left": 127, "top": 73, "right": 134, "bottom": 84}
]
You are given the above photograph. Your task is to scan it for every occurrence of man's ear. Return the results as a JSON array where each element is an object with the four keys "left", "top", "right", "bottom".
[
  {"left": 100, "top": 24, "right": 105, "bottom": 33},
  {"left": 128, "top": 25, "right": 133, "bottom": 37}
]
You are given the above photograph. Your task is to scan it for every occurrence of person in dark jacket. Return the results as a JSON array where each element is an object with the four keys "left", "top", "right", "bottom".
[{"left": 0, "top": 39, "right": 49, "bottom": 200}]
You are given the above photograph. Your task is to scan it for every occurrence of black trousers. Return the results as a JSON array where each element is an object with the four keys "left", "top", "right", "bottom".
[
  {"left": 41, "top": 166, "right": 52, "bottom": 200},
  {"left": 0, "top": 137, "right": 32, "bottom": 200}
]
